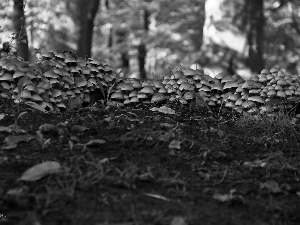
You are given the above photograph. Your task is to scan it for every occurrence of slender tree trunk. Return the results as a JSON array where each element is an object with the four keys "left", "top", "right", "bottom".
[
  {"left": 76, "top": 0, "right": 100, "bottom": 58},
  {"left": 12, "top": 0, "right": 29, "bottom": 61},
  {"left": 246, "top": 0, "right": 264, "bottom": 73},
  {"left": 138, "top": 8, "right": 150, "bottom": 80}
]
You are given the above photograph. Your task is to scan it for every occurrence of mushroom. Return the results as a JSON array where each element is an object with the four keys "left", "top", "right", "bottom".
[
  {"left": 171, "top": 70, "right": 184, "bottom": 79},
  {"left": 183, "top": 91, "right": 196, "bottom": 102},
  {"left": 141, "top": 86, "right": 155, "bottom": 95},
  {"left": 151, "top": 93, "right": 166, "bottom": 105}
]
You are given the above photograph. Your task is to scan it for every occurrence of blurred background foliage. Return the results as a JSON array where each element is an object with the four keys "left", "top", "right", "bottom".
[{"left": 0, "top": 0, "right": 300, "bottom": 80}]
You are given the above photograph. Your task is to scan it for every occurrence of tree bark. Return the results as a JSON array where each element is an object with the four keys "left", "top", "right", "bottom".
[
  {"left": 76, "top": 0, "right": 100, "bottom": 58},
  {"left": 246, "top": 0, "right": 264, "bottom": 73},
  {"left": 138, "top": 8, "right": 150, "bottom": 80},
  {"left": 12, "top": 0, "right": 29, "bottom": 61}
]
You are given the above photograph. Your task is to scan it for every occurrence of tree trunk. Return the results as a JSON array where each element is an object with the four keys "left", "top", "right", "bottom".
[
  {"left": 246, "top": 0, "right": 264, "bottom": 73},
  {"left": 76, "top": 0, "right": 100, "bottom": 58},
  {"left": 138, "top": 8, "right": 150, "bottom": 80},
  {"left": 138, "top": 44, "right": 147, "bottom": 80},
  {"left": 12, "top": 0, "right": 29, "bottom": 61}
]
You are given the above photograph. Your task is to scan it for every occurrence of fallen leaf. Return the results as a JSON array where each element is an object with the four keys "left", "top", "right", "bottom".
[
  {"left": 39, "top": 123, "right": 57, "bottom": 133},
  {"left": 170, "top": 216, "right": 187, "bottom": 225},
  {"left": 18, "top": 161, "right": 61, "bottom": 181},
  {"left": 0, "top": 124, "right": 26, "bottom": 133},
  {"left": 217, "top": 129, "right": 224, "bottom": 138},
  {"left": 2, "top": 134, "right": 35, "bottom": 150},
  {"left": 213, "top": 192, "right": 231, "bottom": 202},
  {"left": 143, "top": 193, "right": 170, "bottom": 201},
  {"left": 71, "top": 125, "right": 89, "bottom": 133},
  {"left": 82, "top": 139, "right": 106, "bottom": 151},
  {"left": 260, "top": 180, "right": 281, "bottom": 193},
  {"left": 150, "top": 106, "right": 176, "bottom": 114},
  {"left": 169, "top": 140, "right": 181, "bottom": 149},
  {"left": 85, "top": 139, "right": 106, "bottom": 147},
  {"left": 0, "top": 114, "right": 5, "bottom": 120},
  {"left": 24, "top": 101, "right": 49, "bottom": 113}
]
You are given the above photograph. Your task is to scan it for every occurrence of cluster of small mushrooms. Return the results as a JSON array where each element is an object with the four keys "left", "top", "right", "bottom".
[{"left": 0, "top": 51, "right": 299, "bottom": 116}]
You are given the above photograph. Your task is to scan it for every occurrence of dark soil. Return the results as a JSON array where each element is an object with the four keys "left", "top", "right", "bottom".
[{"left": 0, "top": 100, "right": 300, "bottom": 225}]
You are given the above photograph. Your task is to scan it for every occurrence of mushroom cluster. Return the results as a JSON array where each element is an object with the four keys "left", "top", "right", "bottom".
[
  {"left": 0, "top": 51, "right": 117, "bottom": 111},
  {"left": 1, "top": 50, "right": 299, "bottom": 116}
]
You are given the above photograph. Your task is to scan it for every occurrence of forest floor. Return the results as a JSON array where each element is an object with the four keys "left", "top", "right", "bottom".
[{"left": 0, "top": 99, "right": 300, "bottom": 225}]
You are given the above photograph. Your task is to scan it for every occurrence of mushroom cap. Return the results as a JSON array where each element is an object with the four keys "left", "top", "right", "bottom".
[
  {"left": 141, "top": 86, "right": 155, "bottom": 94},
  {"left": 13, "top": 70, "right": 26, "bottom": 79},
  {"left": 234, "top": 106, "right": 243, "bottom": 113},
  {"left": 277, "top": 90, "right": 286, "bottom": 98},
  {"left": 158, "top": 87, "right": 167, "bottom": 93},
  {"left": 227, "top": 93, "right": 239, "bottom": 101},
  {"left": 151, "top": 93, "right": 165, "bottom": 103},
  {"left": 248, "top": 96, "right": 265, "bottom": 104},
  {"left": 277, "top": 79, "right": 286, "bottom": 86},
  {"left": 64, "top": 54, "right": 77, "bottom": 63},
  {"left": 274, "top": 85, "right": 283, "bottom": 91},
  {"left": 31, "top": 94, "right": 43, "bottom": 102},
  {"left": 208, "top": 100, "right": 216, "bottom": 106},
  {"left": 24, "top": 84, "right": 36, "bottom": 91},
  {"left": 285, "top": 90, "right": 293, "bottom": 96},
  {"left": 200, "top": 79, "right": 210, "bottom": 86},
  {"left": 153, "top": 81, "right": 164, "bottom": 89},
  {"left": 247, "top": 107, "right": 259, "bottom": 114},
  {"left": 52, "top": 89, "right": 62, "bottom": 97},
  {"left": 235, "top": 98, "right": 244, "bottom": 106},
  {"left": 184, "top": 69, "right": 198, "bottom": 77},
  {"left": 193, "top": 74, "right": 202, "bottom": 80},
  {"left": 179, "top": 98, "right": 188, "bottom": 104},
  {"left": 169, "top": 95, "right": 177, "bottom": 102},
  {"left": 183, "top": 91, "right": 196, "bottom": 100},
  {"left": 258, "top": 75, "right": 268, "bottom": 83},
  {"left": 74, "top": 76, "right": 87, "bottom": 87},
  {"left": 130, "top": 97, "right": 139, "bottom": 103},
  {"left": 267, "top": 89, "right": 276, "bottom": 97},
  {"left": 261, "top": 69, "right": 269, "bottom": 75},
  {"left": 116, "top": 82, "right": 134, "bottom": 91},
  {"left": 211, "top": 83, "right": 223, "bottom": 91},
  {"left": 0, "top": 58, "right": 12, "bottom": 67},
  {"left": 223, "top": 81, "right": 239, "bottom": 89},
  {"left": 215, "top": 72, "right": 228, "bottom": 80},
  {"left": 20, "top": 89, "right": 32, "bottom": 98},
  {"left": 137, "top": 93, "right": 148, "bottom": 99},
  {"left": 195, "top": 83, "right": 203, "bottom": 89},
  {"left": 225, "top": 101, "right": 235, "bottom": 108},
  {"left": 242, "top": 80, "right": 260, "bottom": 89},
  {"left": 123, "top": 99, "right": 131, "bottom": 105},
  {"left": 129, "top": 91, "right": 138, "bottom": 98},
  {"left": 270, "top": 67, "right": 279, "bottom": 74},
  {"left": 142, "top": 80, "right": 153, "bottom": 87},
  {"left": 163, "top": 75, "right": 171, "bottom": 80},
  {"left": 42, "top": 52, "right": 55, "bottom": 58},
  {"left": 167, "top": 87, "right": 177, "bottom": 93},
  {"left": 242, "top": 100, "right": 255, "bottom": 109},
  {"left": 199, "top": 86, "right": 211, "bottom": 92},
  {"left": 179, "top": 82, "right": 194, "bottom": 91},
  {"left": 110, "top": 92, "right": 124, "bottom": 99},
  {"left": 167, "top": 79, "right": 177, "bottom": 85},
  {"left": 0, "top": 82, "right": 10, "bottom": 90},
  {"left": 221, "top": 75, "right": 235, "bottom": 83},
  {"left": 56, "top": 102, "right": 66, "bottom": 108},
  {"left": 44, "top": 70, "right": 59, "bottom": 78},
  {"left": 249, "top": 89, "right": 261, "bottom": 94},
  {"left": 170, "top": 71, "right": 183, "bottom": 79},
  {"left": 0, "top": 73, "right": 13, "bottom": 81},
  {"left": 251, "top": 75, "right": 259, "bottom": 82},
  {"left": 177, "top": 77, "right": 188, "bottom": 84}
]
